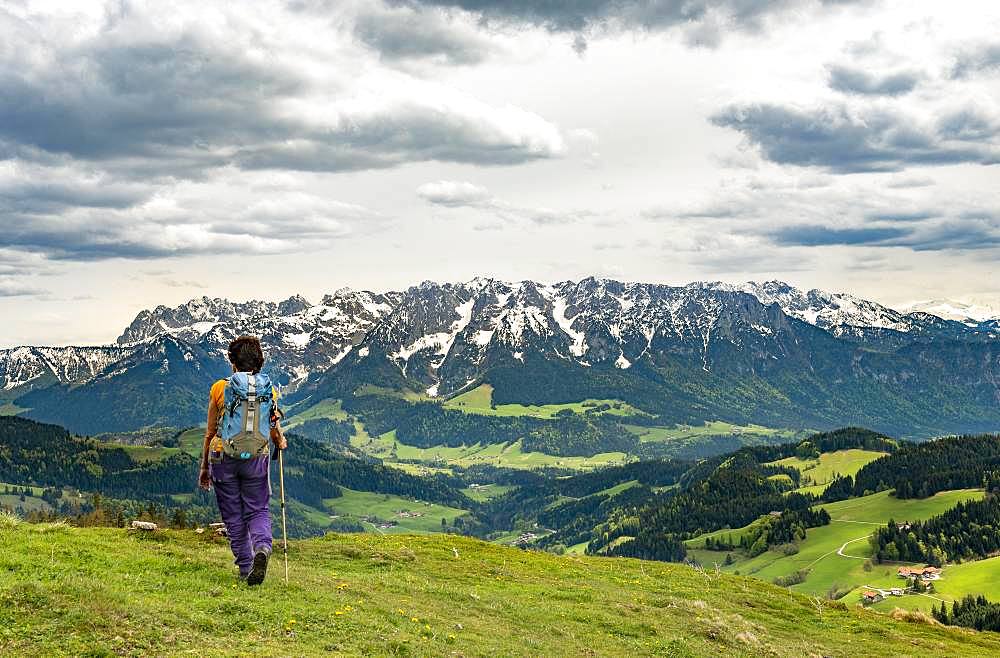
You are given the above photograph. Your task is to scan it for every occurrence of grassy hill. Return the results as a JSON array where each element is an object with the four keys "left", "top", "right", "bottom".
[
  {"left": 765, "top": 448, "right": 888, "bottom": 496},
  {"left": 686, "top": 489, "right": 985, "bottom": 600},
  {"left": 4, "top": 518, "right": 1000, "bottom": 657}
]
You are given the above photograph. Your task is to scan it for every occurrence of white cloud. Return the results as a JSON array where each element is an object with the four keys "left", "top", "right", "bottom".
[
  {"left": 417, "top": 180, "right": 492, "bottom": 206},
  {"left": 417, "top": 180, "right": 593, "bottom": 225}
]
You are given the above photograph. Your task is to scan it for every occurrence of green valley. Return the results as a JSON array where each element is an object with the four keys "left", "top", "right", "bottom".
[{"left": 284, "top": 383, "right": 810, "bottom": 473}]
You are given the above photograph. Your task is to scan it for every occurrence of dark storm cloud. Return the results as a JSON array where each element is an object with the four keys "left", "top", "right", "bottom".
[
  {"left": 353, "top": 4, "right": 495, "bottom": 65},
  {"left": 937, "top": 109, "right": 999, "bottom": 141},
  {"left": 766, "top": 224, "right": 910, "bottom": 246},
  {"left": 764, "top": 212, "right": 1000, "bottom": 251},
  {"left": 864, "top": 210, "right": 937, "bottom": 222},
  {"left": 894, "top": 219, "right": 1000, "bottom": 251},
  {"left": 950, "top": 43, "right": 1000, "bottom": 79},
  {"left": 0, "top": 191, "right": 380, "bottom": 261},
  {"left": 0, "top": 10, "right": 562, "bottom": 177},
  {"left": 0, "top": 34, "right": 301, "bottom": 169},
  {"left": 0, "top": 177, "right": 150, "bottom": 215},
  {"left": 397, "top": 0, "right": 869, "bottom": 34},
  {"left": 711, "top": 103, "right": 1000, "bottom": 173},
  {"left": 235, "top": 101, "right": 561, "bottom": 172},
  {"left": 828, "top": 64, "right": 921, "bottom": 96}
]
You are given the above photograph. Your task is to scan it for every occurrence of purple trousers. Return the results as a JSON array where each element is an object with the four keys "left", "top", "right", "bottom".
[{"left": 211, "top": 454, "right": 272, "bottom": 575}]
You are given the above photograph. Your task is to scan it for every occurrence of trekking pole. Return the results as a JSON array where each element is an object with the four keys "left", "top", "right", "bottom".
[{"left": 278, "top": 447, "right": 289, "bottom": 585}]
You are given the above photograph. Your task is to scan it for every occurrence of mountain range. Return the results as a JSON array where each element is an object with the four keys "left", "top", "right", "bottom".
[{"left": 3, "top": 278, "right": 1000, "bottom": 438}]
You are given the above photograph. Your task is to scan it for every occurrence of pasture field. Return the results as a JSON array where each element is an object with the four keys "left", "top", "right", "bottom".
[
  {"left": 858, "top": 554, "right": 1000, "bottom": 614},
  {"left": 0, "top": 481, "right": 47, "bottom": 496},
  {"left": 283, "top": 398, "right": 349, "bottom": 428},
  {"left": 114, "top": 444, "right": 181, "bottom": 463},
  {"left": 0, "top": 494, "right": 51, "bottom": 513},
  {"left": 323, "top": 487, "right": 469, "bottom": 535},
  {"left": 177, "top": 427, "right": 205, "bottom": 456},
  {"left": 591, "top": 479, "right": 641, "bottom": 498},
  {"left": 461, "top": 484, "right": 514, "bottom": 502},
  {"left": 624, "top": 421, "right": 807, "bottom": 445},
  {"left": 767, "top": 449, "right": 887, "bottom": 495},
  {"left": 443, "top": 384, "right": 645, "bottom": 419},
  {"left": 687, "top": 489, "right": 985, "bottom": 599},
  {"left": 357, "top": 430, "right": 629, "bottom": 471}
]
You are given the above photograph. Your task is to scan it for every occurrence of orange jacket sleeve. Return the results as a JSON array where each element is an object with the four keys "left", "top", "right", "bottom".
[{"left": 204, "top": 379, "right": 227, "bottom": 442}]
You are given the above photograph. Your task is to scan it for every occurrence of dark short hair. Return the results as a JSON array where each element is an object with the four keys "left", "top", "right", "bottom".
[{"left": 228, "top": 336, "right": 265, "bottom": 373}]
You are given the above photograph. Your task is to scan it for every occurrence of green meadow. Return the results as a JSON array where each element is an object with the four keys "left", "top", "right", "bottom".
[
  {"left": 767, "top": 449, "right": 888, "bottom": 495},
  {"left": 356, "top": 430, "right": 629, "bottom": 471},
  {"left": 283, "top": 398, "right": 349, "bottom": 428},
  {"left": 323, "top": 487, "right": 469, "bottom": 534},
  {"left": 687, "top": 489, "right": 985, "bottom": 600},
  {"left": 6, "top": 519, "right": 1000, "bottom": 657},
  {"left": 443, "top": 383, "right": 645, "bottom": 418},
  {"left": 625, "top": 420, "right": 805, "bottom": 444},
  {"left": 860, "top": 553, "right": 1000, "bottom": 615},
  {"left": 460, "top": 484, "right": 514, "bottom": 502}
]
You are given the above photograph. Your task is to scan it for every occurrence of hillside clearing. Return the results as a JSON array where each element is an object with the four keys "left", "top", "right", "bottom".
[
  {"left": 443, "top": 383, "right": 646, "bottom": 418},
  {"left": 323, "top": 488, "right": 469, "bottom": 534},
  {"left": 767, "top": 449, "right": 888, "bottom": 495},
  {"left": 687, "top": 489, "right": 985, "bottom": 598}
]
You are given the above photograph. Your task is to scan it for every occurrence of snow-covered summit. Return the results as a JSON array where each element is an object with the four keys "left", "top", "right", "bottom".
[
  {"left": 902, "top": 299, "right": 1000, "bottom": 325},
  {"left": 4, "top": 278, "right": 994, "bottom": 396}
]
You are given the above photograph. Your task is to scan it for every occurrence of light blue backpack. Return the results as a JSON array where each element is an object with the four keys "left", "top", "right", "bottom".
[{"left": 213, "top": 372, "right": 276, "bottom": 461}]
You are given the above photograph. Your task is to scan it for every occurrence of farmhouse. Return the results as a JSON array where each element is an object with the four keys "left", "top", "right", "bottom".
[
  {"left": 861, "top": 590, "right": 884, "bottom": 604},
  {"left": 897, "top": 566, "right": 942, "bottom": 581}
]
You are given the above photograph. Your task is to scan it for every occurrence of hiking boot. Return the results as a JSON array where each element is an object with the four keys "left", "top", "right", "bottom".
[{"left": 246, "top": 548, "right": 269, "bottom": 586}]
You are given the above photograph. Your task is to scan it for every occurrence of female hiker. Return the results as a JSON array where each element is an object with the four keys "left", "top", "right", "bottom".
[{"left": 198, "top": 335, "right": 287, "bottom": 585}]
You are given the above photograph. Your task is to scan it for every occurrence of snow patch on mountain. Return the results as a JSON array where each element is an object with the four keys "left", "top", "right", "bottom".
[
  {"left": 718, "top": 281, "right": 915, "bottom": 332},
  {"left": 552, "top": 296, "right": 587, "bottom": 356},
  {"left": 902, "top": 299, "right": 1000, "bottom": 324}
]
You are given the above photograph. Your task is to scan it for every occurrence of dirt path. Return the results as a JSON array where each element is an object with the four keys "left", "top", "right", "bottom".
[
  {"left": 805, "top": 532, "right": 872, "bottom": 568},
  {"left": 837, "top": 535, "right": 871, "bottom": 559}
]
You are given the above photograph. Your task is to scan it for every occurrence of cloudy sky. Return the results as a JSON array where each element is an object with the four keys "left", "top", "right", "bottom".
[{"left": 1, "top": 0, "right": 999, "bottom": 346}]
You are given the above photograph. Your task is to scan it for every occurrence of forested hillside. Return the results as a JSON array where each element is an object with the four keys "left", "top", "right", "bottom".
[
  {"left": 831, "top": 434, "right": 1000, "bottom": 500},
  {"left": 0, "top": 416, "right": 475, "bottom": 537}
]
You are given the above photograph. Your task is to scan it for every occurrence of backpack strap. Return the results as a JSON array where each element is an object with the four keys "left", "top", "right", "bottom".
[{"left": 242, "top": 375, "right": 257, "bottom": 437}]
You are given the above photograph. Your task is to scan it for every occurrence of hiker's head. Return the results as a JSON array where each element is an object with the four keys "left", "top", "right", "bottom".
[{"left": 228, "top": 336, "right": 265, "bottom": 373}]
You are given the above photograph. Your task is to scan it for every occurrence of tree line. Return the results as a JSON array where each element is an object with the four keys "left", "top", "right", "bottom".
[
  {"left": 855, "top": 434, "right": 1000, "bottom": 499},
  {"left": 871, "top": 487, "right": 1000, "bottom": 566},
  {"left": 933, "top": 595, "right": 1000, "bottom": 632}
]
